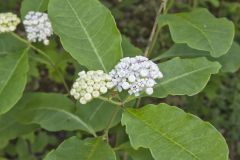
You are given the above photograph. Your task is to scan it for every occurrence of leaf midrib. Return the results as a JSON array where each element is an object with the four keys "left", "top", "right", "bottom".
[
  {"left": 86, "top": 138, "right": 101, "bottom": 160},
  {"left": 0, "top": 48, "right": 27, "bottom": 95},
  {"left": 64, "top": 0, "right": 107, "bottom": 72},
  {"left": 26, "top": 107, "right": 96, "bottom": 136},
  {"left": 37, "top": 0, "right": 45, "bottom": 11},
  {"left": 88, "top": 101, "right": 105, "bottom": 121},
  {"left": 126, "top": 110, "right": 200, "bottom": 160},
  {"left": 158, "top": 63, "right": 218, "bottom": 86},
  {"left": 176, "top": 14, "right": 215, "bottom": 55}
]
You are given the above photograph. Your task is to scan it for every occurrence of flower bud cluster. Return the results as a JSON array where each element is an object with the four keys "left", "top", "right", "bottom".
[
  {"left": 109, "top": 56, "right": 163, "bottom": 96},
  {"left": 23, "top": 11, "right": 53, "bottom": 45},
  {"left": 70, "top": 70, "right": 114, "bottom": 104},
  {"left": 0, "top": 12, "right": 20, "bottom": 33}
]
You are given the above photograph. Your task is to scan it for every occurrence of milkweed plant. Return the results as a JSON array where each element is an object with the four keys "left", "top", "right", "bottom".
[{"left": 0, "top": 0, "right": 238, "bottom": 159}]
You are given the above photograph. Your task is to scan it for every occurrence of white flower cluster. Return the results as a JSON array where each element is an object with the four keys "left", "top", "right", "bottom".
[
  {"left": 23, "top": 11, "right": 53, "bottom": 45},
  {"left": 0, "top": 12, "right": 20, "bottom": 33},
  {"left": 70, "top": 70, "right": 114, "bottom": 104},
  {"left": 109, "top": 56, "right": 163, "bottom": 96}
]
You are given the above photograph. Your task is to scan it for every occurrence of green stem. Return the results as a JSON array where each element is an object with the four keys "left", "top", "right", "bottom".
[
  {"left": 102, "top": 108, "right": 120, "bottom": 142},
  {"left": 10, "top": 32, "right": 70, "bottom": 93},
  {"left": 97, "top": 96, "right": 122, "bottom": 106},
  {"left": 123, "top": 95, "right": 137, "bottom": 104},
  {"left": 144, "top": 0, "right": 167, "bottom": 58},
  {"left": 136, "top": 97, "right": 142, "bottom": 108}
]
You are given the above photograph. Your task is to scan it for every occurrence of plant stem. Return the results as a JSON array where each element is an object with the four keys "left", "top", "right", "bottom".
[
  {"left": 136, "top": 97, "right": 142, "bottom": 108},
  {"left": 144, "top": 0, "right": 167, "bottom": 58},
  {"left": 102, "top": 108, "right": 120, "bottom": 142},
  {"left": 123, "top": 95, "right": 137, "bottom": 104},
  {"left": 10, "top": 32, "right": 70, "bottom": 93},
  {"left": 97, "top": 96, "right": 123, "bottom": 106}
]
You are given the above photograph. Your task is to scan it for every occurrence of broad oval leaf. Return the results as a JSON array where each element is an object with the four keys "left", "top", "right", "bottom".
[
  {"left": 0, "top": 33, "right": 26, "bottom": 56},
  {"left": 155, "top": 42, "right": 240, "bottom": 73},
  {"left": 44, "top": 137, "right": 116, "bottom": 160},
  {"left": 159, "top": 9, "right": 234, "bottom": 57},
  {"left": 121, "top": 104, "right": 229, "bottom": 160},
  {"left": 48, "top": 0, "right": 123, "bottom": 72},
  {"left": 14, "top": 93, "right": 96, "bottom": 136},
  {"left": 76, "top": 99, "right": 122, "bottom": 132},
  {"left": 117, "top": 142, "right": 154, "bottom": 160},
  {"left": 20, "top": 0, "right": 49, "bottom": 18},
  {"left": 154, "top": 43, "right": 209, "bottom": 60},
  {"left": 153, "top": 57, "right": 221, "bottom": 98},
  {"left": 122, "top": 36, "right": 142, "bottom": 57},
  {"left": 0, "top": 113, "right": 37, "bottom": 148},
  {"left": 216, "top": 42, "right": 240, "bottom": 73},
  {"left": 0, "top": 47, "right": 29, "bottom": 114}
]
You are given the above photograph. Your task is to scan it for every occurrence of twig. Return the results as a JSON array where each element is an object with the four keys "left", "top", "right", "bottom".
[
  {"left": 102, "top": 108, "right": 120, "bottom": 142},
  {"left": 144, "top": 0, "right": 167, "bottom": 57},
  {"left": 97, "top": 96, "right": 123, "bottom": 106},
  {"left": 136, "top": 97, "right": 142, "bottom": 108}
]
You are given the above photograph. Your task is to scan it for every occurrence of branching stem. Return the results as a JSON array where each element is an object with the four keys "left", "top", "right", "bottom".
[{"left": 144, "top": 0, "right": 167, "bottom": 58}]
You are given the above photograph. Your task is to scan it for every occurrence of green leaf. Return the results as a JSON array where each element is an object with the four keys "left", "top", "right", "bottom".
[
  {"left": 20, "top": 0, "right": 49, "bottom": 18},
  {"left": 44, "top": 137, "right": 116, "bottom": 160},
  {"left": 117, "top": 142, "right": 154, "bottom": 160},
  {"left": 76, "top": 99, "right": 122, "bottom": 132},
  {"left": 153, "top": 57, "right": 221, "bottom": 98},
  {"left": 16, "top": 138, "right": 31, "bottom": 160},
  {"left": 122, "top": 36, "right": 142, "bottom": 57},
  {"left": 31, "top": 132, "right": 49, "bottom": 153},
  {"left": 156, "top": 42, "right": 240, "bottom": 73},
  {"left": 14, "top": 93, "right": 96, "bottom": 136},
  {"left": 122, "top": 104, "right": 229, "bottom": 160},
  {"left": 0, "top": 33, "right": 26, "bottom": 56},
  {"left": 0, "top": 113, "right": 37, "bottom": 147},
  {"left": 217, "top": 42, "right": 240, "bottom": 73},
  {"left": 48, "top": 0, "right": 123, "bottom": 72},
  {"left": 159, "top": 9, "right": 234, "bottom": 57},
  {"left": 0, "top": 47, "right": 29, "bottom": 114},
  {"left": 155, "top": 44, "right": 209, "bottom": 60}
]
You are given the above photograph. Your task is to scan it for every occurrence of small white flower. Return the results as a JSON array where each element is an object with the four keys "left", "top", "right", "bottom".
[
  {"left": 109, "top": 56, "right": 163, "bottom": 96},
  {"left": 145, "top": 88, "right": 154, "bottom": 95},
  {"left": 100, "top": 86, "right": 108, "bottom": 94},
  {"left": 128, "top": 75, "right": 136, "bottom": 83},
  {"left": 0, "top": 12, "right": 20, "bottom": 33},
  {"left": 23, "top": 11, "right": 53, "bottom": 45},
  {"left": 80, "top": 97, "right": 87, "bottom": 105},
  {"left": 106, "top": 82, "right": 114, "bottom": 89},
  {"left": 84, "top": 93, "right": 92, "bottom": 101},
  {"left": 140, "top": 69, "right": 149, "bottom": 77},
  {"left": 122, "top": 81, "right": 130, "bottom": 90},
  {"left": 70, "top": 70, "right": 114, "bottom": 104},
  {"left": 92, "top": 91, "right": 100, "bottom": 98}
]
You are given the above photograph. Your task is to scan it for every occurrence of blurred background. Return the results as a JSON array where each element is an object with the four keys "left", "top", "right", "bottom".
[{"left": 1, "top": 0, "right": 240, "bottom": 159}]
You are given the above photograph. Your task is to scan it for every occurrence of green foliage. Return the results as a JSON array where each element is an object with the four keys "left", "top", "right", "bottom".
[
  {"left": 0, "top": 33, "right": 26, "bottom": 55},
  {"left": 48, "top": 0, "right": 123, "bottom": 72},
  {"left": 122, "top": 36, "right": 143, "bottom": 57},
  {"left": 20, "top": 0, "right": 49, "bottom": 18},
  {"left": 44, "top": 137, "right": 116, "bottom": 160},
  {"left": 157, "top": 42, "right": 240, "bottom": 73},
  {"left": 14, "top": 93, "right": 96, "bottom": 136},
  {"left": 0, "top": 113, "right": 37, "bottom": 149},
  {"left": 0, "top": 34, "right": 29, "bottom": 114},
  {"left": 158, "top": 9, "right": 235, "bottom": 57},
  {"left": 76, "top": 99, "right": 122, "bottom": 132},
  {"left": 122, "top": 104, "right": 229, "bottom": 160},
  {"left": 153, "top": 57, "right": 221, "bottom": 97},
  {"left": 0, "top": 0, "right": 239, "bottom": 159},
  {"left": 116, "top": 142, "right": 154, "bottom": 160}
]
